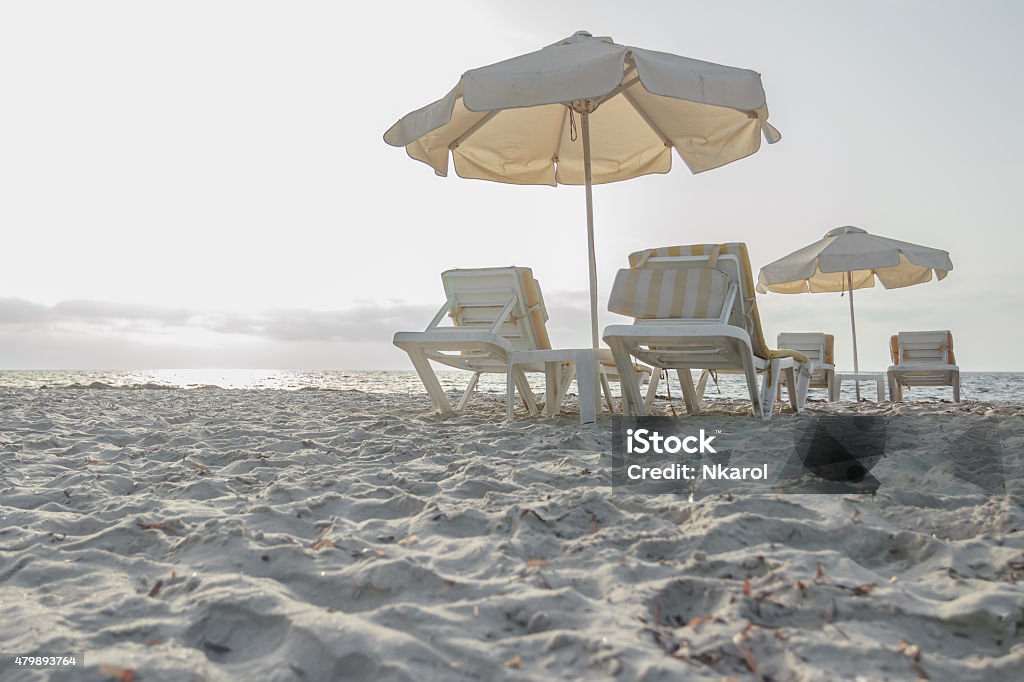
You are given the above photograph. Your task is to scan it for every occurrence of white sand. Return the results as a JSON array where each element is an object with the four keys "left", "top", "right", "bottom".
[{"left": 1, "top": 387, "right": 1022, "bottom": 681}]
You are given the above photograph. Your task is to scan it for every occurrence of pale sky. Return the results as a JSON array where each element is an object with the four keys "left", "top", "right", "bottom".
[{"left": 1, "top": 1, "right": 1022, "bottom": 371}]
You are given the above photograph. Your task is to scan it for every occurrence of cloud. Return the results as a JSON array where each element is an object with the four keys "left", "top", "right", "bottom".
[
  {"left": 0, "top": 294, "right": 593, "bottom": 369},
  {"left": 197, "top": 305, "right": 440, "bottom": 342},
  {"left": 0, "top": 291, "right": 613, "bottom": 347},
  {"left": 0, "top": 287, "right": 1019, "bottom": 371},
  {"left": 0, "top": 296, "right": 439, "bottom": 343},
  {"left": 0, "top": 298, "right": 193, "bottom": 327},
  {"left": 0, "top": 296, "right": 448, "bottom": 369}
]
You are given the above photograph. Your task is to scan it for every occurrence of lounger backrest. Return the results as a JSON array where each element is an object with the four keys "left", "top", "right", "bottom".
[
  {"left": 607, "top": 260, "right": 734, "bottom": 321},
  {"left": 777, "top": 333, "right": 834, "bottom": 366},
  {"left": 439, "top": 267, "right": 551, "bottom": 351},
  {"left": 890, "top": 330, "right": 955, "bottom": 366},
  {"left": 613, "top": 243, "right": 772, "bottom": 360}
]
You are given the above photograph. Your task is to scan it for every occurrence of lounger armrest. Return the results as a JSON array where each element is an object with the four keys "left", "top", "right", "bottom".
[
  {"left": 888, "top": 360, "right": 958, "bottom": 366},
  {"left": 603, "top": 323, "right": 753, "bottom": 344},
  {"left": 394, "top": 329, "right": 515, "bottom": 354},
  {"left": 887, "top": 364, "right": 959, "bottom": 372},
  {"left": 425, "top": 296, "right": 454, "bottom": 330}
]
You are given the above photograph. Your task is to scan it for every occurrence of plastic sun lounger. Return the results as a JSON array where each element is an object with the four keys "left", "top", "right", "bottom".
[
  {"left": 393, "top": 266, "right": 652, "bottom": 417},
  {"left": 887, "top": 330, "right": 961, "bottom": 402},
  {"left": 776, "top": 332, "right": 837, "bottom": 401},
  {"left": 602, "top": 243, "right": 813, "bottom": 421}
]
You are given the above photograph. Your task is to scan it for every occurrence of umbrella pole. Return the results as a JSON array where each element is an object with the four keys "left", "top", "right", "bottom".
[
  {"left": 581, "top": 111, "right": 599, "bottom": 349},
  {"left": 847, "top": 271, "right": 861, "bottom": 401}
]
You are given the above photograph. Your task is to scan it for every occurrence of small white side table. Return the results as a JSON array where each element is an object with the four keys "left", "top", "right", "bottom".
[
  {"left": 507, "top": 348, "right": 615, "bottom": 424},
  {"left": 834, "top": 372, "right": 887, "bottom": 401}
]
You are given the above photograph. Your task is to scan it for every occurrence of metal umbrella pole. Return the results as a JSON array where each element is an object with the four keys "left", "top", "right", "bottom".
[
  {"left": 580, "top": 109, "right": 614, "bottom": 411},
  {"left": 847, "top": 271, "right": 861, "bottom": 401},
  {"left": 581, "top": 110, "right": 599, "bottom": 349}
]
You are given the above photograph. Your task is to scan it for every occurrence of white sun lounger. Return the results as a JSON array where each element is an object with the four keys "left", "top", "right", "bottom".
[
  {"left": 777, "top": 333, "right": 837, "bottom": 401},
  {"left": 602, "top": 243, "right": 812, "bottom": 421},
  {"left": 394, "top": 266, "right": 651, "bottom": 417},
  {"left": 887, "top": 330, "right": 961, "bottom": 402}
]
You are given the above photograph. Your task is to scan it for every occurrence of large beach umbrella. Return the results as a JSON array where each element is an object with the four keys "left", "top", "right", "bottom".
[
  {"left": 756, "top": 226, "right": 953, "bottom": 399},
  {"left": 384, "top": 30, "right": 780, "bottom": 348}
]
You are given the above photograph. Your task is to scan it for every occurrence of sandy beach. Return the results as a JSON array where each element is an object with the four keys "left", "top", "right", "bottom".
[
  {"left": 1, "top": 387, "right": 1022, "bottom": 681},
  {"left": 6, "top": 0, "right": 1024, "bottom": 680}
]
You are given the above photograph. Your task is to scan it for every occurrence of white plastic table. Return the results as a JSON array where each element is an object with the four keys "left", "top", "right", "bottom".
[
  {"left": 506, "top": 348, "right": 615, "bottom": 424},
  {"left": 834, "top": 372, "right": 887, "bottom": 401}
]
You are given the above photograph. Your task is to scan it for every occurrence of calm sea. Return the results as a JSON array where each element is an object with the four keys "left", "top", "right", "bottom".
[{"left": 0, "top": 370, "right": 1019, "bottom": 403}]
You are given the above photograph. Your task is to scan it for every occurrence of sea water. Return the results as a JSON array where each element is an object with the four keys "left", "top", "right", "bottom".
[{"left": 0, "top": 369, "right": 1020, "bottom": 403}]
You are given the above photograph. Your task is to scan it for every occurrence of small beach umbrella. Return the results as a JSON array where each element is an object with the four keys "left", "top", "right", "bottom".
[
  {"left": 384, "top": 30, "right": 780, "bottom": 348},
  {"left": 756, "top": 226, "right": 953, "bottom": 400}
]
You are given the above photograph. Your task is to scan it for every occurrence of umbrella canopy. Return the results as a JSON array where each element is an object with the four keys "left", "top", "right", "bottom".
[
  {"left": 385, "top": 30, "right": 780, "bottom": 346},
  {"left": 756, "top": 226, "right": 953, "bottom": 400},
  {"left": 756, "top": 226, "right": 953, "bottom": 294}
]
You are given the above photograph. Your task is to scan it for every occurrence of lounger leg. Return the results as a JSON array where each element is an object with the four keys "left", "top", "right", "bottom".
[
  {"left": 643, "top": 369, "right": 660, "bottom": 411},
  {"left": 407, "top": 348, "right": 452, "bottom": 413},
  {"left": 608, "top": 340, "right": 644, "bottom": 416},
  {"left": 794, "top": 364, "right": 811, "bottom": 412},
  {"left": 600, "top": 373, "right": 615, "bottom": 413},
  {"left": 744, "top": 362, "right": 764, "bottom": 420},
  {"left": 543, "top": 361, "right": 560, "bottom": 417},
  {"left": 506, "top": 364, "right": 516, "bottom": 422},
  {"left": 696, "top": 370, "right": 711, "bottom": 400},
  {"left": 953, "top": 372, "right": 961, "bottom": 403},
  {"left": 797, "top": 368, "right": 808, "bottom": 409},
  {"left": 887, "top": 372, "right": 901, "bottom": 402},
  {"left": 828, "top": 372, "right": 837, "bottom": 402},
  {"left": 759, "top": 361, "right": 781, "bottom": 421},
  {"left": 513, "top": 368, "right": 538, "bottom": 416},
  {"left": 783, "top": 365, "right": 798, "bottom": 411},
  {"left": 555, "top": 363, "right": 575, "bottom": 413},
  {"left": 457, "top": 372, "right": 480, "bottom": 411},
  {"left": 560, "top": 363, "right": 575, "bottom": 387},
  {"left": 677, "top": 369, "right": 701, "bottom": 415},
  {"left": 542, "top": 361, "right": 575, "bottom": 416}
]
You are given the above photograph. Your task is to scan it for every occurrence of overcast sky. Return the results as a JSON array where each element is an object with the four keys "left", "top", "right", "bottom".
[{"left": 1, "top": 1, "right": 1022, "bottom": 371}]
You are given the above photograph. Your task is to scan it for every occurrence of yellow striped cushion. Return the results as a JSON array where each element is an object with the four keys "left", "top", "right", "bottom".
[
  {"left": 518, "top": 270, "right": 551, "bottom": 350},
  {"left": 623, "top": 243, "right": 774, "bottom": 360},
  {"left": 608, "top": 267, "right": 729, "bottom": 320}
]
